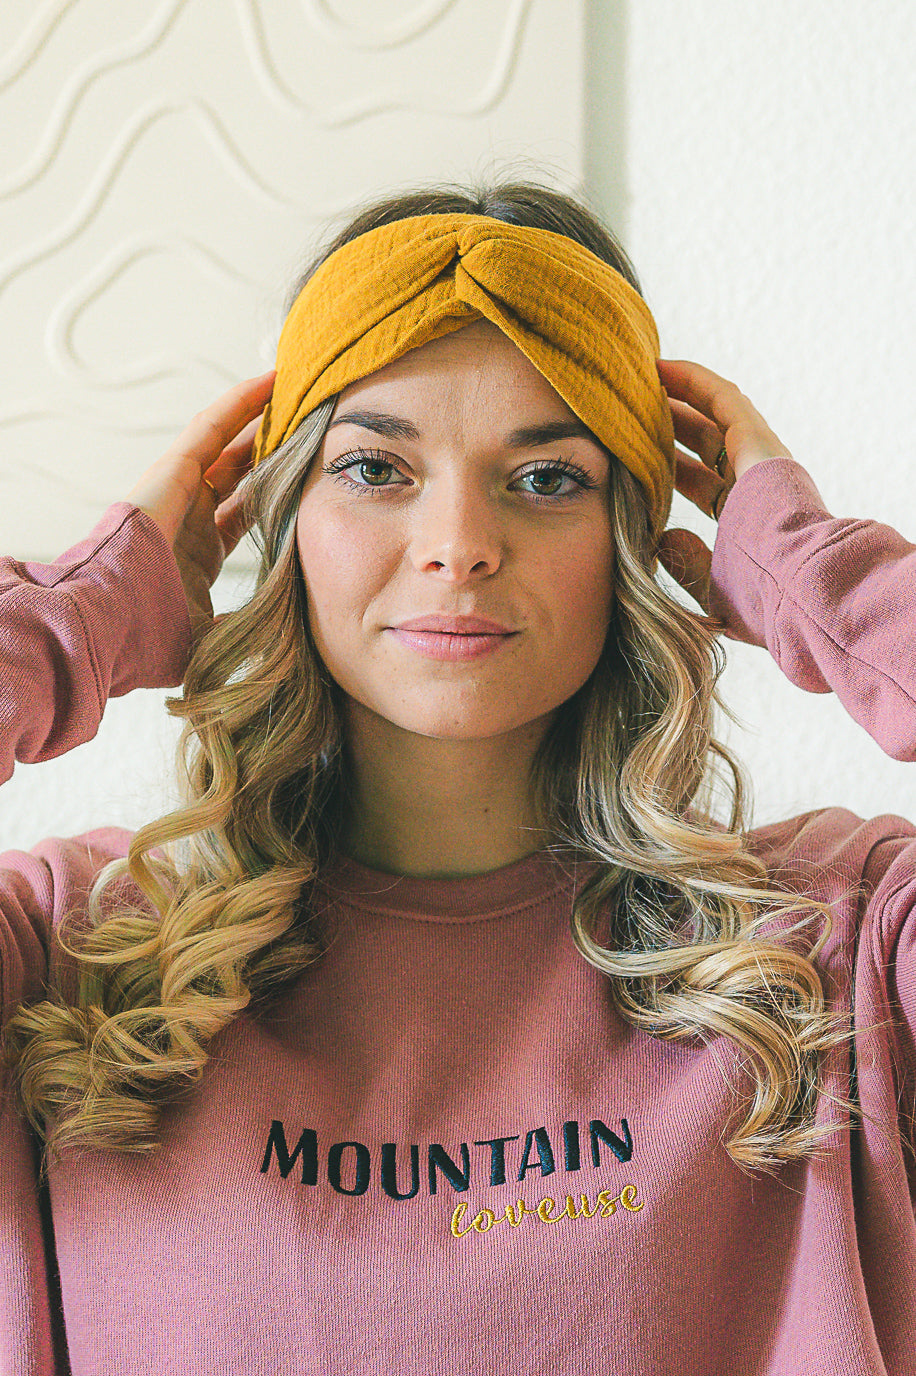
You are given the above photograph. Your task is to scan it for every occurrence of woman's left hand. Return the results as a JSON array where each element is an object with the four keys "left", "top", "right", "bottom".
[{"left": 654, "top": 358, "right": 792, "bottom": 614}]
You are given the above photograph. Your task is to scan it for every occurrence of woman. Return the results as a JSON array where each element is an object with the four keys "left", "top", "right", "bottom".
[{"left": 1, "top": 181, "right": 914, "bottom": 1375}]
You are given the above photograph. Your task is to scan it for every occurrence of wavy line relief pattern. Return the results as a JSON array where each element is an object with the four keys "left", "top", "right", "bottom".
[
  {"left": 0, "top": 97, "right": 309, "bottom": 305},
  {"left": 238, "top": 0, "right": 532, "bottom": 123},
  {"left": 0, "top": 0, "right": 191, "bottom": 197},
  {"left": 0, "top": 0, "right": 75, "bottom": 90},
  {"left": 0, "top": 449, "right": 156, "bottom": 506},
  {"left": 301, "top": 0, "right": 458, "bottom": 49},
  {"left": 3, "top": 0, "right": 524, "bottom": 187},
  {"left": 1, "top": 0, "right": 559, "bottom": 448},
  {"left": 47, "top": 235, "right": 259, "bottom": 385},
  {"left": 0, "top": 408, "right": 177, "bottom": 435}
]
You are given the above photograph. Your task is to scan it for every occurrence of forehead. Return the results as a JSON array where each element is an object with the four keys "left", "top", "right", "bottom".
[{"left": 330, "top": 319, "right": 582, "bottom": 424}]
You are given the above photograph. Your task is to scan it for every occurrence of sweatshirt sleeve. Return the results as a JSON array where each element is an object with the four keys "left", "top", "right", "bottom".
[
  {"left": 708, "top": 457, "right": 916, "bottom": 761},
  {"left": 0, "top": 502, "right": 193, "bottom": 786},
  {"left": 0, "top": 505, "right": 189, "bottom": 1022}
]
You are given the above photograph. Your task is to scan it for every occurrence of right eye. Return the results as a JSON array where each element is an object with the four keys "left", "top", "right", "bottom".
[{"left": 324, "top": 449, "right": 411, "bottom": 493}]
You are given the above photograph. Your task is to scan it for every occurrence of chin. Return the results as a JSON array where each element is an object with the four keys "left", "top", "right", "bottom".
[
  {"left": 375, "top": 695, "right": 559, "bottom": 743},
  {"left": 390, "top": 713, "right": 532, "bottom": 741}
]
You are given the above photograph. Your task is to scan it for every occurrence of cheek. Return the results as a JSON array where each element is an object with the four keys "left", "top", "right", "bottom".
[
  {"left": 538, "top": 527, "right": 616, "bottom": 649},
  {"left": 579, "top": 550, "right": 616, "bottom": 633},
  {"left": 297, "top": 502, "right": 355, "bottom": 582},
  {"left": 295, "top": 501, "right": 397, "bottom": 632}
]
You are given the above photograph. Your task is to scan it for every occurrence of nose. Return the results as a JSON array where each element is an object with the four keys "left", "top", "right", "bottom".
[{"left": 410, "top": 477, "right": 503, "bottom": 582}]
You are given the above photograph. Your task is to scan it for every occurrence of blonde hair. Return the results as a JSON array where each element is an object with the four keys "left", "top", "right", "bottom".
[{"left": 3, "top": 181, "right": 882, "bottom": 1178}]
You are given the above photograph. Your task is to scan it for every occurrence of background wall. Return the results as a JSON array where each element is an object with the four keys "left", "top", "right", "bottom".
[
  {"left": 587, "top": 0, "right": 916, "bottom": 828},
  {"left": 2, "top": 0, "right": 914, "bottom": 850},
  {"left": 0, "top": 0, "right": 586, "bottom": 848}
]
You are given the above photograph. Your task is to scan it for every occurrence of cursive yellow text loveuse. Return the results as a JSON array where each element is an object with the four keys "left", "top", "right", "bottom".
[{"left": 450, "top": 1183, "right": 643, "bottom": 1238}]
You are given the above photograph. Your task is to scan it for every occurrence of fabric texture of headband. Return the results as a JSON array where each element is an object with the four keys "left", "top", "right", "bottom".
[{"left": 252, "top": 213, "right": 675, "bottom": 539}]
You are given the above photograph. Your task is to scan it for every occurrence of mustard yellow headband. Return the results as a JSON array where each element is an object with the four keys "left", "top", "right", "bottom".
[{"left": 253, "top": 213, "right": 675, "bottom": 539}]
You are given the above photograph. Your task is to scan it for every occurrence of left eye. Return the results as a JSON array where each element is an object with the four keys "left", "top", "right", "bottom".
[
  {"left": 516, "top": 465, "right": 581, "bottom": 497},
  {"left": 350, "top": 457, "right": 403, "bottom": 487}
]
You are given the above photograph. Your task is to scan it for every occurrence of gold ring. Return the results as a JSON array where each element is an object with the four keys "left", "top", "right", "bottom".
[
  {"left": 713, "top": 445, "right": 729, "bottom": 479},
  {"left": 202, "top": 476, "right": 220, "bottom": 504}
]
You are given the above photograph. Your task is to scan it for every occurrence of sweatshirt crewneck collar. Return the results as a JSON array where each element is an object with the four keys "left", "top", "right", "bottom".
[{"left": 314, "top": 844, "right": 592, "bottom": 923}]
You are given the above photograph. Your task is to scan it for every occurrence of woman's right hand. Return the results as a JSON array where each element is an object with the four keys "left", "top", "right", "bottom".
[{"left": 125, "top": 371, "right": 275, "bottom": 643}]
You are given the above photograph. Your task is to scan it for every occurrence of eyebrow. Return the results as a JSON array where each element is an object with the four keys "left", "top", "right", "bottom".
[{"left": 327, "top": 409, "right": 597, "bottom": 450}]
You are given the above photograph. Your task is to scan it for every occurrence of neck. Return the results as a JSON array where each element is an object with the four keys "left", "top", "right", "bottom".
[{"left": 338, "top": 702, "right": 554, "bottom": 879}]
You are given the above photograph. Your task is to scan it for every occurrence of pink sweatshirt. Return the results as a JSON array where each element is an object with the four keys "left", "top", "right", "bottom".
[{"left": 1, "top": 458, "right": 915, "bottom": 1376}]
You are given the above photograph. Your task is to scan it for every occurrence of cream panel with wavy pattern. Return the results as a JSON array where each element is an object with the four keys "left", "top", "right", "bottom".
[{"left": 0, "top": 0, "right": 585, "bottom": 560}]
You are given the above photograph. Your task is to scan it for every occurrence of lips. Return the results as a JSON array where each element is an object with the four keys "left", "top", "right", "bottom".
[{"left": 393, "top": 614, "right": 514, "bottom": 634}]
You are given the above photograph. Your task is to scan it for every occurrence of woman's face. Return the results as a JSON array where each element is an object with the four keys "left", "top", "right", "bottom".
[{"left": 295, "top": 319, "right": 615, "bottom": 744}]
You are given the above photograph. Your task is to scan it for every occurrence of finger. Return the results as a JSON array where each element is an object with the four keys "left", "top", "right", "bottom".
[
  {"left": 665, "top": 397, "right": 730, "bottom": 471},
  {"left": 656, "top": 527, "right": 712, "bottom": 613},
  {"left": 213, "top": 487, "right": 252, "bottom": 560},
  {"left": 126, "top": 373, "right": 274, "bottom": 543},
  {"left": 657, "top": 358, "right": 790, "bottom": 477},
  {"left": 200, "top": 415, "right": 267, "bottom": 558},
  {"left": 657, "top": 358, "right": 757, "bottom": 430},
  {"left": 159, "top": 371, "right": 275, "bottom": 481},
  {"left": 202, "top": 414, "right": 263, "bottom": 500},
  {"left": 672, "top": 449, "right": 727, "bottom": 520}
]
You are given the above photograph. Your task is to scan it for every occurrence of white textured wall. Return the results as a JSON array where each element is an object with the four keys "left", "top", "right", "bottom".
[
  {"left": 1, "top": 0, "right": 584, "bottom": 561},
  {"left": 586, "top": 0, "right": 916, "bottom": 829},
  {"left": 0, "top": 0, "right": 585, "bottom": 850},
  {"left": 4, "top": 0, "right": 916, "bottom": 852}
]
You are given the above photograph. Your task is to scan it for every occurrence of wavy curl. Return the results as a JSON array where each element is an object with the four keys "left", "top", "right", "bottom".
[{"left": 3, "top": 178, "right": 886, "bottom": 1178}]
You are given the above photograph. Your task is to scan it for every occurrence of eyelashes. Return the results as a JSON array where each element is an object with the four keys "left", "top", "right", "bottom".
[{"left": 322, "top": 447, "right": 600, "bottom": 503}]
